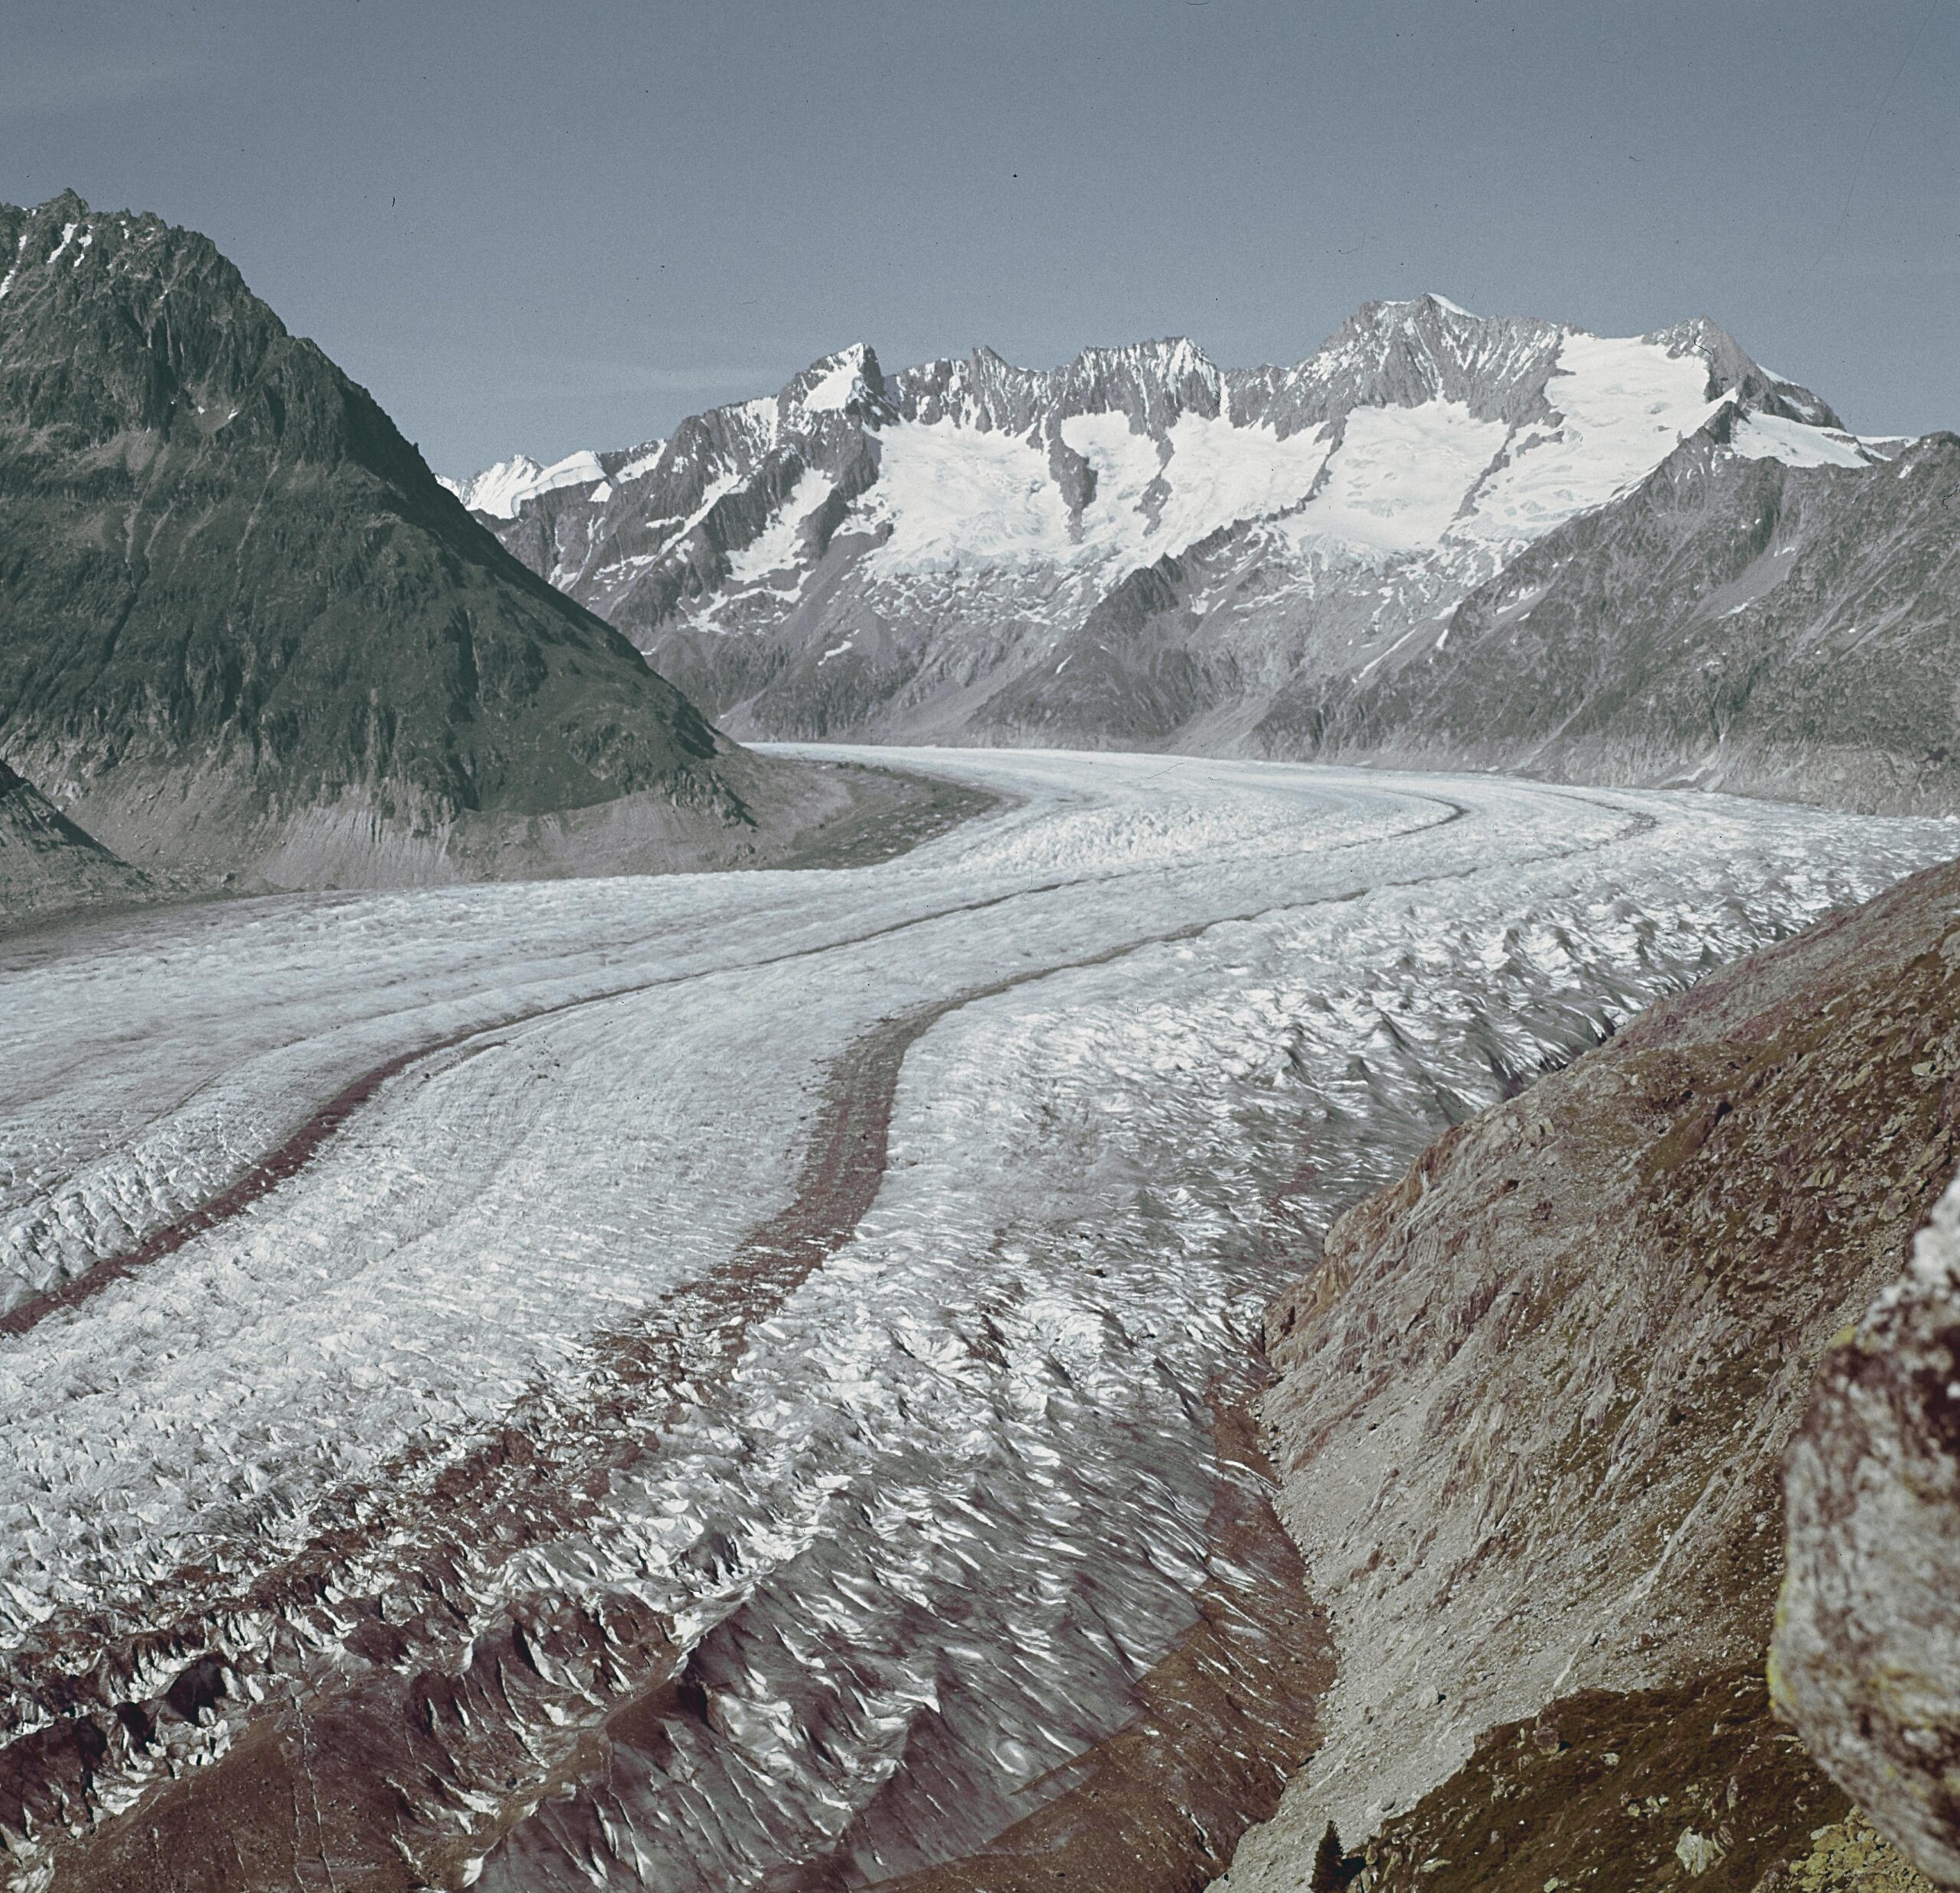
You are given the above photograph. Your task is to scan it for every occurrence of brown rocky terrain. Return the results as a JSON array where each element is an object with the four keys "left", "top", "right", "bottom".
[
  {"left": 1216, "top": 853, "right": 1960, "bottom": 1890},
  {"left": 1775, "top": 1172, "right": 1960, "bottom": 1887}
]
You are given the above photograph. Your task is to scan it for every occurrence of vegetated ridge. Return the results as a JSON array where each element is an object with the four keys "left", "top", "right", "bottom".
[
  {"left": 0, "top": 191, "right": 918, "bottom": 914},
  {"left": 456, "top": 301, "right": 1954, "bottom": 811}
]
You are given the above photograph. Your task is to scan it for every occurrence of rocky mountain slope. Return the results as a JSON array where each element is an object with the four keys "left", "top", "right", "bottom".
[
  {"left": 0, "top": 761, "right": 149, "bottom": 928},
  {"left": 1212, "top": 852, "right": 1960, "bottom": 1891},
  {"left": 1276, "top": 418, "right": 1960, "bottom": 813},
  {"left": 0, "top": 192, "right": 887, "bottom": 896},
  {"left": 454, "top": 299, "right": 1955, "bottom": 808}
]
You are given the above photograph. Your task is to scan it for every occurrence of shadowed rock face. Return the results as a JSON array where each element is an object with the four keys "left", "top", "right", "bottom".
[
  {"left": 1775, "top": 1175, "right": 1960, "bottom": 1888},
  {"left": 0, "top": 191, "right": 871, "bottom": 892},
  {"left": 1217, "top": 854, "right": 1960, "bottom": 1891},
  {"left": 0, "top": 760, "right": 149, "bottom": 927}
]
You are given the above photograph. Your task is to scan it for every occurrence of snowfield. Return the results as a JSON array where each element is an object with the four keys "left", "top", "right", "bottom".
[{"left": 1, "top": 748, "right": 1953, "bottom": 1890}]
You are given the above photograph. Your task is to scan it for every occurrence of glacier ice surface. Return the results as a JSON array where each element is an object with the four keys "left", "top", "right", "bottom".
[{"left": 1, "top": 747, "right": 1953, "bottom": 1888}]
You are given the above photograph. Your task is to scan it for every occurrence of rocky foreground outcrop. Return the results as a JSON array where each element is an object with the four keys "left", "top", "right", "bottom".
[
  {"left": 1776, "top": 1175, "right": 1960, "bottom": 1887},
  {"left": 1218, "top": 854, "right": 1960, "bottom": 1890}
]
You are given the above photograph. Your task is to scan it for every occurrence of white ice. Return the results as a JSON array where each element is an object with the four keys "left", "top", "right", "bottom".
[
  {"left": 441, "top": 450, "right": 607, "bottom": 518},
  {"left": 1, "top": 750, "right": 1952, "bottom": 1888},
  {"left": 854, "top": 330, "right": 1733, "bottom": 599},
  {"left": 1728, "top": 410, "right": 1875, "bottom": 469},
  {"left": 1453, "top": 332, "right": 1722, "bottom": 543}
]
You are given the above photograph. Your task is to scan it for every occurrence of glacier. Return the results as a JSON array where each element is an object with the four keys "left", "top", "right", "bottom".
[{"left": 1, "top": 748, "right": 1954, "bottom": 1888}]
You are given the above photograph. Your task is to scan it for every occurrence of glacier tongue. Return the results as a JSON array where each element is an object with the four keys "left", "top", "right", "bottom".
[{"left": 1, "top": 748, "right": 1952, "bottom": 1888}]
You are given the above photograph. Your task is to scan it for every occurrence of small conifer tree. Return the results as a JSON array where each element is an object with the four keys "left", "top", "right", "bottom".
[{"left": 1310, "top": 1819, "right": 1352, "bottom": 1892}]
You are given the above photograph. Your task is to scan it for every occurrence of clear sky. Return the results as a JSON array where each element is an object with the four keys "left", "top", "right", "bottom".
[{"left": 4, "top": 0, "right": 1953, "bottom": 474}]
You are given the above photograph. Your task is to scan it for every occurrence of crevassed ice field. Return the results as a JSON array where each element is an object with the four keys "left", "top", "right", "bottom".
[{"left": 2, "top": 747, "right": 1951, "bottom": 1890}]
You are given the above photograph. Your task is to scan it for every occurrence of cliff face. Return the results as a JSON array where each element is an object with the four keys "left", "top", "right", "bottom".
[
  {"left": 1219, "top": 855, "right": 1960, "bottom": 1891},
  {"left": 1776, "top": 1173, "right": 1960, "bottom": 1888},
  {"left": 0, "top": 194, "right": 871, "bottom": 892}
]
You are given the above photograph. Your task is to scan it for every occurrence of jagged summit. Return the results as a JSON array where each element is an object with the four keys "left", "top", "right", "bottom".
[
  {"left": 786, "top": 342, "right": 886, "bottom": 410},
  {"left": 459, "top": 294, "right": 1841, "bottom": 501},
  {"left": 456, "top": 296, "right": 1840, "bottom": 491},
  {"left": 455, "top": 290, "right": 1938, "bottom": 806}
]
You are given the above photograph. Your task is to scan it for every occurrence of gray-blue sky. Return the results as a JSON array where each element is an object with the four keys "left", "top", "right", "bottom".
[{"left": 4, "top": 1, "right": 1953, "bottom": 472}]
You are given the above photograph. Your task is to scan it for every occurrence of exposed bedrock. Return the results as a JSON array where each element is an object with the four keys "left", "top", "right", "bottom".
[
  {"left": 1218, "top": 855, "right": 1960, "bottom": 1891},
  {"left": 0, "top": 760, "right": 150, "bottom": 930},
  {"left": 1775, "top": 1173, "right": 1960, "bottom": 1888}
]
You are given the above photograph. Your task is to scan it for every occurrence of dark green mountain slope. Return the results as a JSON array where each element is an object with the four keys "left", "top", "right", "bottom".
[
  {"left": 0, "top": 191, "right": 865, "bottom": 887},
  {"left": 1257, "top": 417, "right": 1960, "bottom": 814}
]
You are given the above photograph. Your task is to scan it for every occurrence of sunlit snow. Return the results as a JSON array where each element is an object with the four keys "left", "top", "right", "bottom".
[
  {"left": 724, "top": 471, "right": 837, "bottom": 584},
  {"left": 441, "top": 450, "right": 608, "bottom": 518},
  {"left": 1729, "top": 410, "right": 1875, "bottom": 469},
  {"left": 1295, "top": 400, "right": 1507, "bottom": 554},
  {"left": 1454, "top": 332, "right": 1721, "bottom": 540},
  {"left": 3, "top": 750, "right": 1950, "bottom": 1889}
]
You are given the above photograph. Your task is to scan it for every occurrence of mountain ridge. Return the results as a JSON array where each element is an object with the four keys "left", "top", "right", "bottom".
[
  {"left": 0, "top": 191, "right": 900, "bottom": 901},
  {"left": 449, "top": 297, "right": 1952, "bottom": 806},
  {"left": 1263, "top": 419, "right": 1960, "bottom": 810}
]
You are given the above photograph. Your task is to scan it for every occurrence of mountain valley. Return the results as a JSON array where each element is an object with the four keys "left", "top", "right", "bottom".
[
  {"left": 5, "top": 178, "right": 1960, "bottom": 1893},
  {"left": 3, "top": 750, "right": 1950, "bottom": 1891}
]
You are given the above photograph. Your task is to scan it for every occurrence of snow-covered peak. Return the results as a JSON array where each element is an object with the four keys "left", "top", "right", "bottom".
[
  {"left": 480, "top": 297, "right": 1880, "bottom": 697},
  {"left": 887, "top": 346, "right": 1049, "bottom": 432},
  {"left": 1348, "top": 291, "right": 1486, "bottom": 328},
  {"left": 439, "top": 454, "right": 543, "bottom": 517},
  {"left": 440, "top": 450, "right": 606, "bottom": 519},
  {"left": 789, "top": 343, "right": 884, "bottom": 417}
]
